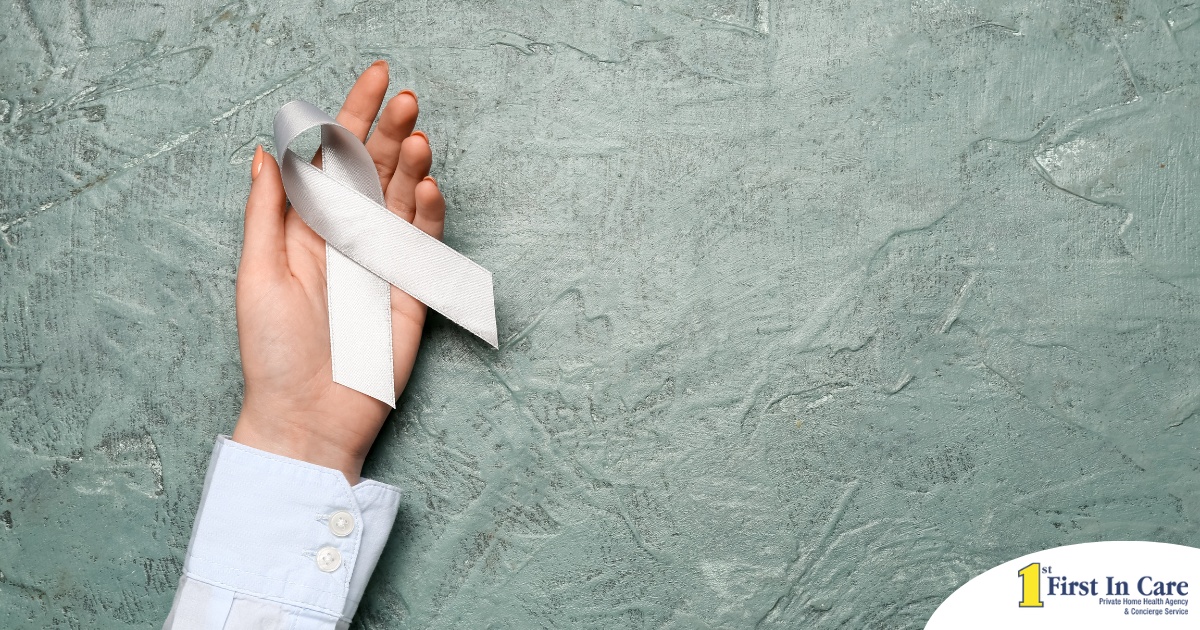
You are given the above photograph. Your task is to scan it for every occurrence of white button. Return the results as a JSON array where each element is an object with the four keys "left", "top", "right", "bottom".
[
  {"left": 329, "top": 511, "right": 355, "bottom": 537},
  {"left": 316, "top": 546, "right": 342, "bottom": 572}
]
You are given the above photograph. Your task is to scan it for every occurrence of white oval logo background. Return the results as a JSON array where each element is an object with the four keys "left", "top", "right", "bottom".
[{"left": 927, "top": 541, "right": 1198, "bottom": 629}]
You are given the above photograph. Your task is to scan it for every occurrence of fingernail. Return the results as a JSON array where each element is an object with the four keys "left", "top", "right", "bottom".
[
  {"left": 370, "top": 59, "right": 387, "bottom": 70},
  {"left": 411, "top": 130, "right": 428, "bottom": 143},
  {"left": 399, "top": 89, "right": 417, "bottom": 102},
  {"left": 251, "top": 145, "right": 263, "bottom": 180},
  {"left": 423, "top": 175, "right": 437, "bottom": 186}
]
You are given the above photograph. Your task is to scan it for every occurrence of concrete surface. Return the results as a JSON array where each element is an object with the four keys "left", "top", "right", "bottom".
[{"left": 2, "top": 0, "right": 1200, "bottom": 627}]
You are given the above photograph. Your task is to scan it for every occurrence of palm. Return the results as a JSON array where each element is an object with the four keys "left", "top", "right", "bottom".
[
  {"left": 277, "top": 206, "right": 428, "bottom": 404},
  {"left": 233, "top": 62, "right": 445, "bottom": 481}
]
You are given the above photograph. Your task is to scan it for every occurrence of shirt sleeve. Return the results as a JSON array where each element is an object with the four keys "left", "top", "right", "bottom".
[{"left": 163, "top": 435, "right": 401, "bottom": 630}]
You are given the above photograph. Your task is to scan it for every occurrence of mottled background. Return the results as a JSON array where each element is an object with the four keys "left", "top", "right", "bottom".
[{"left": 2, "top": 0, "right": 1199, "bottom": 627}]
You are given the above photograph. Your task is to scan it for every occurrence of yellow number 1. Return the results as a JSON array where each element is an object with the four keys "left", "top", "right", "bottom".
[{"left": 1018, "top": 563, "right": 1043, "bottom": 607}]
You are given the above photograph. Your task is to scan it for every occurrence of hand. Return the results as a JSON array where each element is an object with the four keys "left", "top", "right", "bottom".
[{"left": 231, "top": 61, "right": 444, "bottom": 484}]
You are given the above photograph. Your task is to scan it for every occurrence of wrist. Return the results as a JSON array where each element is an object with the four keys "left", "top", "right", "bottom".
[{"left": 232, "top": 406, "right": 367, "bottom": 484}]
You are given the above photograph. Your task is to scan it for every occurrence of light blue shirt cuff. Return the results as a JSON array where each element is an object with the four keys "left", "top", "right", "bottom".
[{"left": 179, "top": 435, "right": 401, "bottom": 624}]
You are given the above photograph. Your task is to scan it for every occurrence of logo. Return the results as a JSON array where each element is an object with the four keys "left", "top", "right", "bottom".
[{"left": 927, "top": 542, "right": 1196, "bottom": 628}]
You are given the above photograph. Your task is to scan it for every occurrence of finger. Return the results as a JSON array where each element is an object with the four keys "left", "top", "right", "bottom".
[
  {"left": 240, "top": 147, "right": 289, "bottom": 280},
  {"left": 312, "top": 60, "right": 390, "bottom": 169},
  {"left": 364, "top": 90, "right": 418, "bottom": 190},
  {"left": 336, "top": 60, "right": 390, "bottom": 140},
  {"left": 413, "top": 176, "right": 446, "bottom": 240},
  {"left": 384, "top": 131, "right": 432, "bottom": 223}
]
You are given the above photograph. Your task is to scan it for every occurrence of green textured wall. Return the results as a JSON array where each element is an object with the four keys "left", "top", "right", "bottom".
[{"left": 3, "top": 0, "right": 1200, "bottom": 627}]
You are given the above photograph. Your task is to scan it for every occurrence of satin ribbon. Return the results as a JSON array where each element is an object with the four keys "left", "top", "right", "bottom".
[{"left": 273, "top": 99, "right": 497, "bottom": 406}]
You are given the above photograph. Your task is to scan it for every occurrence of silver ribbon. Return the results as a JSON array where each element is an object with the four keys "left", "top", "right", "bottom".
[{"left": 273, "top": 100, "right": 497, "bottom": 407}]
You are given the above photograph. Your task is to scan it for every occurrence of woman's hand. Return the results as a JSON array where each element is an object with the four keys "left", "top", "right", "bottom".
[{"left": 231, "top": 60, "right": 444, "bottom": 484}]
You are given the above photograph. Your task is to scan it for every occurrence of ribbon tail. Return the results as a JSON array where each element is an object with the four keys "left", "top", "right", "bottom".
[{"left": 327, "top": 243, "right": 396, "bottom": 406}]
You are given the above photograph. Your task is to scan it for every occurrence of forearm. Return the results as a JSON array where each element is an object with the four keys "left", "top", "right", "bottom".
[{"left": 164, "top": 436, "right": 400, "bottom": 629}]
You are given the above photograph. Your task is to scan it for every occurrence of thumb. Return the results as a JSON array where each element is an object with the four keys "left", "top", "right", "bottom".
[{"left": 240, "top": 146, "right": 288, "bottom": 279}]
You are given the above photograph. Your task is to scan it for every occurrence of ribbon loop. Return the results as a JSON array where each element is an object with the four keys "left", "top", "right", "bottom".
[{"left": 273, "top": 99, "right": 497, "bottom": 406}]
